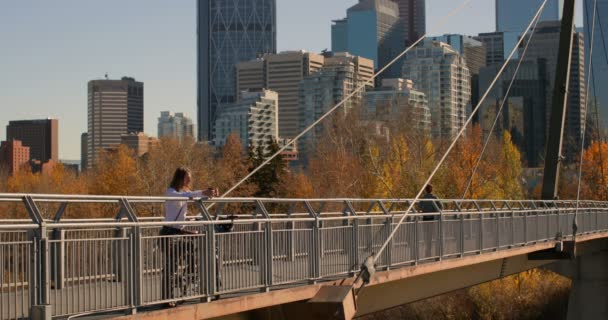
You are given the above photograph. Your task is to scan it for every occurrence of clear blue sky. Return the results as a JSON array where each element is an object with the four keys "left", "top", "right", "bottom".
[{"left": 0, "top": 0, "right": 582, "bottom": 160}]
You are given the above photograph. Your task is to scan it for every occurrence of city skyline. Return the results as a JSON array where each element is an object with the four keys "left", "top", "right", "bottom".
[{"left": 0, "top": 0, "right": 584, "bottom": 160}]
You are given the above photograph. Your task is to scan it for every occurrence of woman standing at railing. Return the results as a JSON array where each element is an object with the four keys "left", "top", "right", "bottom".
[{"left": 161, "top": 167, "right": 218, "bottom": 307}]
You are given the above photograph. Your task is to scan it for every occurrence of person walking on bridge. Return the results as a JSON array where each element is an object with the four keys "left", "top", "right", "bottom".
[
  {"left": 161, "top": 167, "right": 218, "bottom": 307},
  {"left": 419, "top": 184, "right": 442, "bottom": 258}
]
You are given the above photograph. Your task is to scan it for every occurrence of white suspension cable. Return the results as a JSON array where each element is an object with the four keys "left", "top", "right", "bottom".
[
  {"left": 574, "top": 0, "right": 598, "bottom": 227},
  {"left": 373, "top": 0, "right": 549, "bottom": 262},
  {"left": 461, "top": 13, "right": 543, "bottom": 199},
  {"left": 215, "top": 0, "right": 474, "bottom": 200}
]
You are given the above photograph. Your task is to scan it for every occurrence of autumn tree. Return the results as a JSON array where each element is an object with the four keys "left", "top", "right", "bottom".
[
  {"left": 581, "top": 141, "right": 608, "bottom": 200},
  {"left": 249, "top": 139, "right": 287, "bottom": 198},
  {"left": 214, "top": 133, "right": 256, "bottom": 197},
  {"left": 89, "top": 144, "right": 142, "bottom": 196}
]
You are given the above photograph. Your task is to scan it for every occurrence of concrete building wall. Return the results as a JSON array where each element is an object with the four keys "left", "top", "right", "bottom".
[
  {"left": 299, "top": 53, "right": 374, "bottom": 155},
  {"left": 236, "top": 51, "right": 325, "bottom": 138},
  {"left": 402, "top": 41, "right": 471, "bottom": 139},
  {"left": 157, "top": 111, "right": 195, "bottom": 140},
  {"left": 363, "top": 78, "right": 431, "bottom": 132},
  {"left": 120, "top": 132, "right": 158, "bottom": 157},
  {"left": 0, "top": 140, "right": 30, "bottom": 176},
  {"left": 214, "top": 89, "right": 279, "bottom": 152}
]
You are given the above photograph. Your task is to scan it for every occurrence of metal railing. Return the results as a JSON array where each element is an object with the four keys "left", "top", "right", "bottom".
[{"left": 1, "top": 194, "right": 608, "bottom": 319}]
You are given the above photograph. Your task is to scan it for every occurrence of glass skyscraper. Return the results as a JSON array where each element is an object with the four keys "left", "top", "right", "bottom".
[
  {"left": 197, "top": 0, "right": 276, "bottom": 141},
  {"left": 495, "top": 0, "right": 561, "bottom": 57},
  {"left": 331, "top": 0, "right": 404, "bottom": 79},
  {"left": 584, "top": 0, "right": 608, "bottom": 132}
]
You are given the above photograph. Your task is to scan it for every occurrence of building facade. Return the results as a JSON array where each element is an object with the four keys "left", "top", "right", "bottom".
[
  {"left": 6, "top": 119, "right": 58, "bottom": 163},
  {"left": 331, "top": 0, "right": 404, "bottom": 79},
  {"left": 81, "top": 133, "right": 88, "bottom": 171},
  {"left": 584, "top": 0, "right": 608, "bottom": 132},
  {"left": 213, "top": 89, "right": 279, "bottom": 152},
  {"left": 478, "top": 60, "right": 548, "bottom": 167},
  {"left": 236, "top": 51, "right": 325, "bottom": 138},
  {"left": 299, "top": 53, "right": 374, "bottom": 152},
  {"left": 158, "top": 111, "right": 195, "bottom": 140},
  {"left": 520, "top": 21, "right": 586, "bottom": 162},
  {"left": 496, "top": 0, "right": 561, "bottom": 57},
  {"left": 120, "top": 132, "right": 158, "bottom": 157},
  {"left": 402, "top": 41, "right": 471, "bottom": 139},
  {"left": 0, "top": 140, "right": 30, "bottom": 176},
  {"left": 87, "top": 77, "right": 144, "bottom": 168},
  {"left": 363, "top": 78, "right": 431, "bottom": 132},
  {"left": 197, "top": 0, "right": 277, "bottom": 142},
  {"left": 395, "top": 0, "right": 426, "bottom": 46},
  {"left": 475, "top": 32, "right": 506, "bottom": 66},
  {"left": 429, "top": 34, "right": 486, "bottom": 75}
]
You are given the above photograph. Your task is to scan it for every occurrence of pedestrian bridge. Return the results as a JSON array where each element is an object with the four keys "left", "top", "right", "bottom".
[{"left": 1, "top": 194, "right": 608, "bottom": 319}]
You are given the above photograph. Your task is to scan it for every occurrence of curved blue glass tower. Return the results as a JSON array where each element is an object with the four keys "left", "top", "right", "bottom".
[{"left": 197, "top": 0, "right": 276, "bottom": 141}]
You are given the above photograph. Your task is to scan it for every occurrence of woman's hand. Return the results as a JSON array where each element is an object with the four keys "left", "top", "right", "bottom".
[{"left": 202, "top": 187, "right": 220, "bottom": 198}]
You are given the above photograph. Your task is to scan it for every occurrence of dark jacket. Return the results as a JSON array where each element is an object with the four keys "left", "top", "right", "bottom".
[{"left": 420, "top": 193, "right": 442, "bottom": 220}]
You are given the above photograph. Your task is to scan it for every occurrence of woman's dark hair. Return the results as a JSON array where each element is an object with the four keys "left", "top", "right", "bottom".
[{"left": 170, "top": 167, "right": 191, "bottom": 191}]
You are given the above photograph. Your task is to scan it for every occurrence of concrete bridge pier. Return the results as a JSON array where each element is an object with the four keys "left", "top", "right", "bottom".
[{"left": 549, "top": 239, "right": 608, "bottom": 320}]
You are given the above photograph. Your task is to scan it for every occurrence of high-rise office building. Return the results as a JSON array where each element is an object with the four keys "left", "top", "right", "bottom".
[
  {"left": 495, "top": 0, "right": 561, "bottom": 57},
  {"left": 236, "top": 51, "right": 325, "bottom": 138},
  {"left": 331, "top": 0, "right": 404, "bottom": 79},
  {"left": 478, "top": 60, "right": 548, "bottom": 166},
  {"left": 402, "top": 41, "right": 471, "bottom": 139},
  {"left": 520, "top": 21, "right": 586, "bottom": 162},
  {"left": 299, "top": 53, "right": 374, "bottom": 151},
  {"left": 0, "top": 140, "right": 30, "bottom": 176},
  {"left": 6, "top": 119, "right": 58, "bottom": 163},
  {"left": 429, "top": 34, "right": 486, "bottom": 75},
  {"left": 363, "top": 78, "right": 431, "bottom": 131},
  {"left": 87, "top": 77, "right": 144, "bottom": 168},
  {"left": 475, "top": 32, "right": 506, "bottom": 66},
  {"left": 158, "top": 111, "right": 195, "bottom": 140},
  {"left": 584, "top": 0, "right": 608, "bottom": 132},
  {"left": 395, "top": 0, "right": 426, "bottom": 46},
  {"left": 213, "top": 89, "right": 279, "bottom": 152},
  {"left": 197, "top": 0, "right": 277, "bottom": 142},
  {"left": 81, "top": 133, "right": 88, "bottom": 171}
]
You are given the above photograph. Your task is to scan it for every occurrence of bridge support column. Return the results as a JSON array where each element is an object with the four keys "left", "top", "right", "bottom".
[
  {"left": 547, "top": 239, "right": 608, "bottom": 320},
  {"left": 565, "top": 250, "right": 608, "bottom": 320}
]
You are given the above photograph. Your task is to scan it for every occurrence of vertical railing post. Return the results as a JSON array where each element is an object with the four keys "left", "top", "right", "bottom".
[
  {"left": 479, "top": 210, "right": 484, "bottom": 253},
  {"left": 304, "top": 201, "right": 320, "bottom": 281},
  {"left": 460, "top": 213, "right": 465, "bottom": 257},
  {"left": 344, "top": 201, "right": 358, "bottom": 274},
  {"left": 24, "top": 196, "right": 52, "bottom": 320},
  {"left": 255, "top": 201, "right": 273, "bottom": 291},
  {"left": 50, "top": 202, "right": 67, "bottom": 291},
  {"left": 438, "top": 206, "right": 444, "bottom": 261},
  {"left": 524, "top": 210, "right": 528, "bottom": 245},
  {"left": 206, "top": 223, "right": 217, "bottom": 297},
  {"left": 495, "top": 211, "right": 500, "bottom": 250},
  {"left": 50, "top": 229, "right": 65, "bottom": 290},
  {"left": 288, "top": 220, "right": 295, "bottom": 262},
  {"left": 379, "top": 201, "right": 392, "bottom": 269},
  {"left": 195, "top": 200, "right": 213, "bottom": 299},
  {"left": 117, "top": 198, "right": 140, "bottom": 312},
  {"left": 414, "top": 218, "right": 419, "bottom": 264}
]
